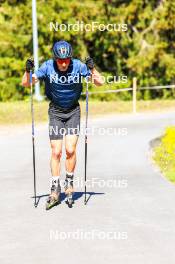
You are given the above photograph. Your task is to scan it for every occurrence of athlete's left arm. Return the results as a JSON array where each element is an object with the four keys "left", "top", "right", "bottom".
[{"left": 90, "top": 68, "right": 104, "bottom": 86}]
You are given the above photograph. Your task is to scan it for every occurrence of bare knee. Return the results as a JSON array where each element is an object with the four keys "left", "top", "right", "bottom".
[
  {"left": 66, "top": 147, "right": 76, "bottom": 159},
  {"left": 51, "top": 145, "right": 62, "bottom": 160}
]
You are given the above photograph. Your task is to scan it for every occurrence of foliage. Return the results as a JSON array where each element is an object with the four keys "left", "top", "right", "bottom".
[
  {"left": 0, "top": 0, "right": 175, "bottom": 101},
  {"left": 154, "top": 126, "right": 175, "bottom": 183}
]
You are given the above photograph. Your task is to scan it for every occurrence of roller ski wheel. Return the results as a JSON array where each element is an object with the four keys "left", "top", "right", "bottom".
[
  {"left": 46, "top": 195, "right": 60, "bottom": 210},
  {"left": 65, "top": 193, "right": 74, "bottom": 208},
  {"left": 64, "top": 175, "right": 74, "bottom": 208},
  {"left": 46, "top": 180, "right": 61, "bottom": 210}
]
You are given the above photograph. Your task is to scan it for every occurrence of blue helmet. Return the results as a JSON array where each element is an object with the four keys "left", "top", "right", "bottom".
[{"left": 52, "top": 40, "right": 72, "bottom": 59}]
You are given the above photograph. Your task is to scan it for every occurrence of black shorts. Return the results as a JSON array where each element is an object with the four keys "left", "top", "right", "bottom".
[{"left": 48, "top": 102, "right": 81, "bottom": 140}]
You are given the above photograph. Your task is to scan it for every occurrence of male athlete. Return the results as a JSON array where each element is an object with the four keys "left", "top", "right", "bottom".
[{"left": 22, "top": 40, "right": 103, "bottom": 209}]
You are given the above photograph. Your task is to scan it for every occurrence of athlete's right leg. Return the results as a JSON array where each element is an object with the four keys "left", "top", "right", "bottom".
[
  {"left": 46, "top": 103, "right": 65, "bottom": 209},
  {"left": 50, "top": 139, "right": 63, "bottom": 176},
  {"left": 46, "top": 139, "right": 63, "bottom": 210},
  {"left": 48, "top": 102, "right": 64, "bottom": 179}
]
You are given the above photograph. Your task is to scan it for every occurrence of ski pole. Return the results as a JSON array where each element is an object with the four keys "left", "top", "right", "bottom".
[
  {"left": 30, "top": 70, "right": 37, "bottom": 207},
  {"left": 84, "top": 76, "right": 89, "bottom": 205}
]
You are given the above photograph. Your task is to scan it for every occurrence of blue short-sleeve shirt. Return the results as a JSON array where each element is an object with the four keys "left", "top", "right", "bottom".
[{"left": 35, "top": 59, "right": 91, "bottom": 109}]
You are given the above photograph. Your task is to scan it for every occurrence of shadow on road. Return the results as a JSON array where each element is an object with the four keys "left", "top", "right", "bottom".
[{"left": 31, "top": 191, "right": 105, "bottom": 207}]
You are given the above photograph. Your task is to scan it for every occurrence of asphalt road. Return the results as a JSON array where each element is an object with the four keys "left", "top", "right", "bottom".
[{"left": 1, "top": 111, "right": 175, "bottom": 264}]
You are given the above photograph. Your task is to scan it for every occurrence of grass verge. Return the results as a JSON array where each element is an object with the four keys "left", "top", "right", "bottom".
[{"left": 1, "top": 99, "right": 175, "bottom": 125}]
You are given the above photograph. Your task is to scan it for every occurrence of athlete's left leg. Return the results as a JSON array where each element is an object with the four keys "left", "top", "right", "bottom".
[
  {"left": 65, "top": 103, "right": 80, "bottom": 173},
  {"left": 64, "top": 104, "right": 80, "bottom": 205},
  {"left": 65, "top": 134, "right": 79, "bottom": 173},
  {"left": 64, "top": 134, "right": 79, "bottom": 204}
]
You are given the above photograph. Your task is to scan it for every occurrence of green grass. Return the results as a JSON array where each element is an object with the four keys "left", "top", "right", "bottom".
[
  {"left": 0, "top": 100, "right": 49, "bottom": 125},
  {"left": 1, "top": 99, "right": 175, "bottom": 125}
]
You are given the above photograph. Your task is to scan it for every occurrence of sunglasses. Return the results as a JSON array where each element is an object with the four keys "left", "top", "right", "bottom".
[{"left": 56, "top": 58, "right": 71, "bottom": 64}]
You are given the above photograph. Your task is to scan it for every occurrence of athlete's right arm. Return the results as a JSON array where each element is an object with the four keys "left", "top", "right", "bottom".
[
  {"left": 22, "top": 58, "right": 38, "bottom": 87},
  {"left": 22, "top": 71, "right": 38, "bottom": 87},
  {"left": 22, "top": 59, "right": 47, "bottom": 87}
]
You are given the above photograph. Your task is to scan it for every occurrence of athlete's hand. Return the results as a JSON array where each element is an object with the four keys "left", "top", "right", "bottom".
[
  {"left": 85, "top": 57, "right": 94, "bottom": 70},
  {"left": 25, "top": 58, "right": 34, "bottom": 72}
]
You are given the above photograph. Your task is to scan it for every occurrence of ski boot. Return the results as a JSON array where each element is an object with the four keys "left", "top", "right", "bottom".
[
  {"left": 64, "top": 174, "right": 74, "bottom": 208},
  {"left": 46, "top": 180, "right": 61, "bottom": 210}
]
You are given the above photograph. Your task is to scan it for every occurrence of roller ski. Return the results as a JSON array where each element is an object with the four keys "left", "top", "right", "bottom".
[
  {"left": 64, "top": 174, "right": 74, "bottom": 208},
  {"left": 46, "top": 178, "right": 61, "bottom": 210}
]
